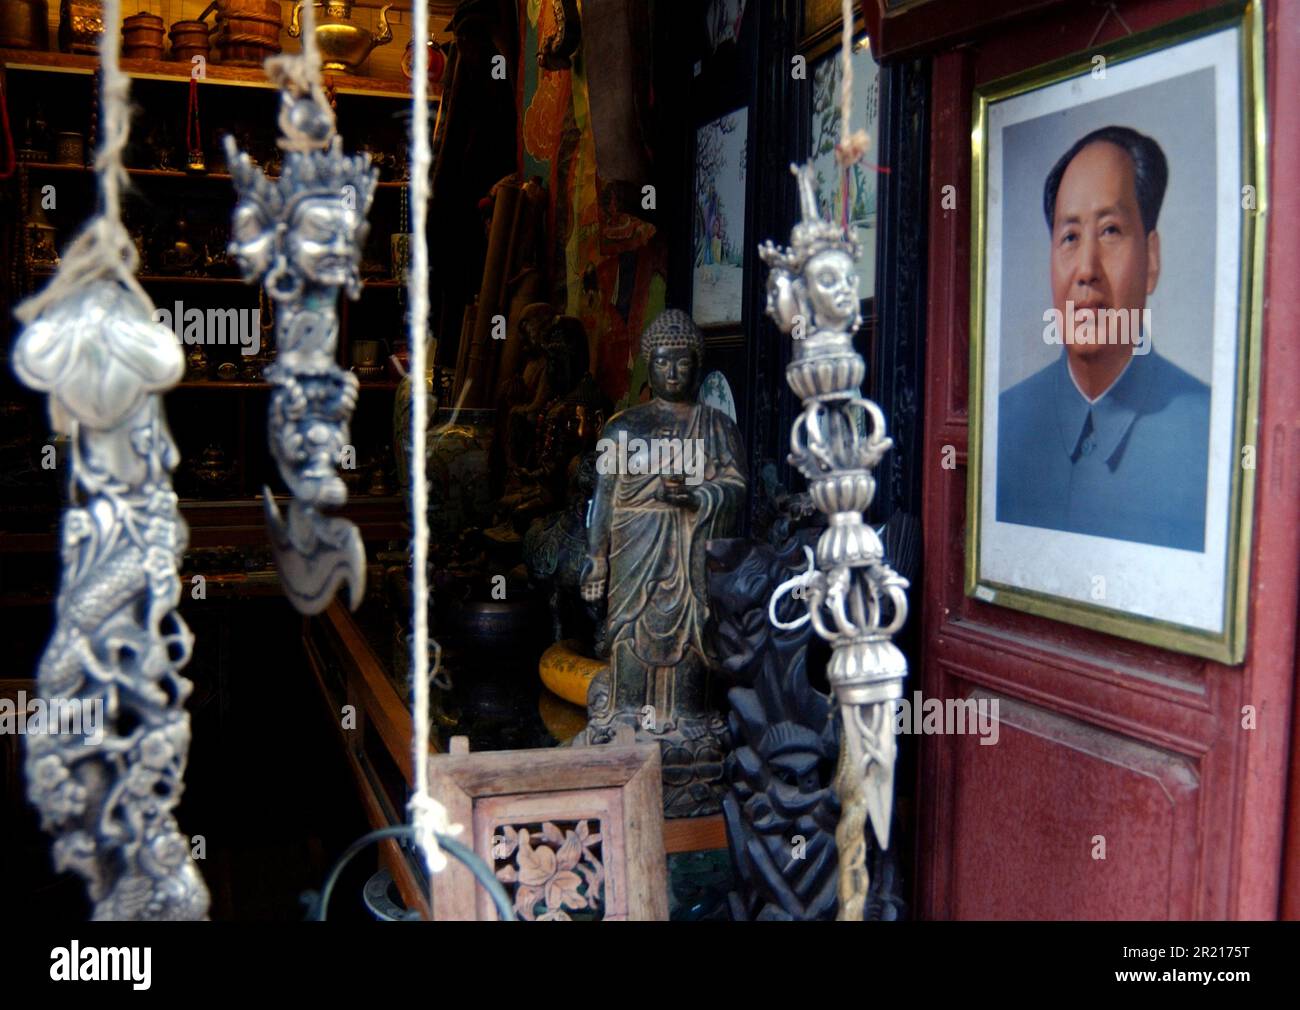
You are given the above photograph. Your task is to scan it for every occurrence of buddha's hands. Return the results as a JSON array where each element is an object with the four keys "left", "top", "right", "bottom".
[
  {"left": 580, "top": 554, "right": 608, "bottom": 603},
  {"left": 657, "top": 476, "right": 700, "bottom": 509}
]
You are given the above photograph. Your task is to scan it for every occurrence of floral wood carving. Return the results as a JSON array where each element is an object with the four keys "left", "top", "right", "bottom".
[
  {"left": 430, "top": 736, "right": 667, "bottom": 920},
  {"left": 492, "top": 820, "right": 605, "bottom": 921}
]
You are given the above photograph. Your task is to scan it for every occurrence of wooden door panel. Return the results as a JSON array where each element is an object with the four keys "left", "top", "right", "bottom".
[
  {"left": 916, "top": 0, "right": 1299, "bottom": 919},
  {"left": 947, "top": 689, "right": 1200, "bottom": 920}
]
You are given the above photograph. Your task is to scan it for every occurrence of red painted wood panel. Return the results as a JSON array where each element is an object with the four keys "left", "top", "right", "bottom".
[
  {"left": 916, "top": 0, "right": 1300, "bottom": 920},
  {"left": 950, "top": 688, "right": 1200, "bottom": 920}
]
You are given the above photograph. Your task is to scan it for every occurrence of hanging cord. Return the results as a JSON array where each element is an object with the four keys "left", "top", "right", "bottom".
[
  {"left": 0, "top": 75, "right": 16, "bottom": 180},
  {"left": 186, "top": 76, "right": 202, "bottom": 160},
  {"left": 406, "top": 0, "right": 464, "bottom": 885},
  {"left": 834, "top": 0, "right": 870, "bottom": 168},
  {"left": 15, "top": 0, "right": 143, "bottom": 325},
  {"left": 270, "top": 0, "right": 335, "bottom": 152}
]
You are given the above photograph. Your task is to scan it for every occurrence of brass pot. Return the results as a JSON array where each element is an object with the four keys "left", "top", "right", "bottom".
[
  {"left": 0, "top": 0, "right": 50, "bottom": 50},
  {"left": 289, "top": 1, "right": 392, "bottom": 74}
]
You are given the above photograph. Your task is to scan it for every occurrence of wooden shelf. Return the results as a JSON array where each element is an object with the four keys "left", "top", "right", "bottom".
[
  {"left": 176, "top": 379, "right": 402, "bottom": 390},
  {"left": 0, "top": 47, "right": 441, "bottom": 101},
  {"left": 0, "top": 496, "right": 408, "bottom": 553},
  {"left": 17, "top": 161, "right": 411, "bottom": 187},
  {"left": 29, "top": 271, "right": 405, "bottom": 290}
]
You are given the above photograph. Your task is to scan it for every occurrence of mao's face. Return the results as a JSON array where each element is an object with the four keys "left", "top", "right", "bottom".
[
  {"left": 1050, "top": 141, "right": 1161, "bottom": 359},
  {"left": 805, "top": 249, "right": 858, "bottom": 330},
  {"left": 287, "top": 198, "right": 363, "bottom": 288},
  {"left": 649, "top": 346, "right": 697, "bottom": 402}
]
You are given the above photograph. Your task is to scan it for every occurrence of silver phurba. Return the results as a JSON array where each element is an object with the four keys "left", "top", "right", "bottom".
[
  {"left": 225, "top": 52, "right": 377, "bottom": 614},
  {"left": 759, "top": 163, "right": 910, "bottom": 921}
]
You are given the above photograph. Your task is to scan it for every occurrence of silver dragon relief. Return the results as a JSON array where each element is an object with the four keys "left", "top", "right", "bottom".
[
  {"left": 760, "top": 162, "right": 909, "bottom": 921},
  {"left": 14, "top": 276, "right": 210, "bottom": 920},
  {"left": 225, "top": 52, "right": 376, "bottom": 614}
]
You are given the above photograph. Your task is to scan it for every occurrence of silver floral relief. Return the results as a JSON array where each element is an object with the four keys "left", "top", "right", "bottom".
[
  {"left": 226, "top": 53, "right": 377, "bottom": 615},
  {"left": 14, "top": 278, "right": 210, "bottom": 920},
  {"left": 760, "top": 163, "right": 909, "bottom": 922},
  {"left": 492, "top": 820, "right": 605, "bottom": 921}
]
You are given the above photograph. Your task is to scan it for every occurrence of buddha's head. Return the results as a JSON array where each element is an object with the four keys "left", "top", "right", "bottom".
[{"left": 641, "top": 310, "right": 704, "bottom": 404}]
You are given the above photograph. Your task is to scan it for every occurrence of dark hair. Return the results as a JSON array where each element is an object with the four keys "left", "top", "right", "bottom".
[{"left": 1043, "top": 125, "right": 1168, "bottom": 235}]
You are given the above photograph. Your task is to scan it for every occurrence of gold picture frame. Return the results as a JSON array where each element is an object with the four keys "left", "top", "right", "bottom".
[{"left": 965, "top": 1, "right": 1266, "bottom": 664}]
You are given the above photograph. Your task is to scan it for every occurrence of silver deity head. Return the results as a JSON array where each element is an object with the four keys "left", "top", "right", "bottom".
[
  {"left": 758, "top": 163, "right": 862, "bottom": 336},
  {"left": 225, "top": 88, "right": 376, "bottom": 303}
]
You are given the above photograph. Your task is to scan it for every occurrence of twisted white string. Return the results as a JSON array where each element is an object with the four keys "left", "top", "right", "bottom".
[
  {"left": 834, "top": 0, "right": 870, "bottom": 168},
  {"left": 16, "top": 0, "right": 144, "bottom": 324},
  {"left": 407, "top": 0, "right": 459, "bottom": 880}
]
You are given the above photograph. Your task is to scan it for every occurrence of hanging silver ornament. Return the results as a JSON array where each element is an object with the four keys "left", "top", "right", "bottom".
[
  {"left": 761, "top": 162, "right": 910, "bottom": 921},
  {"left": 225, "top": 48, "right": 377, "bottom": 615},
  {"left": 13, "top": 0, "right": 209, "bottom": 919}
]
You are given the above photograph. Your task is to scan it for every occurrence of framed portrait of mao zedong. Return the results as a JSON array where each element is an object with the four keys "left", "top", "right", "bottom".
[{"left": 966, "top": 2, "right": 1266, "bottom": 663}]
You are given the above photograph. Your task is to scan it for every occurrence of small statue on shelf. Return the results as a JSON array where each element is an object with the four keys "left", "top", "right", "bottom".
[
  {"left": 159, "top": 216, "right": 202, "bottom": 275},
  {"left": 495, "top": 301, "right": 556, "bottom": 479},
  {"left": 577, "top": 309, "right": 747, "bottom": 818},
  {"left": 490, "top": 314, "right": 608, "bottom": 536},
  {"left": 523, "top": 451, "right": 600, "bottom": 645}
]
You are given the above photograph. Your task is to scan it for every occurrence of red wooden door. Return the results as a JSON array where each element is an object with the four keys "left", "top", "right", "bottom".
[{"left": 912, "top": 0, "right": 1299, "bottom": 920}]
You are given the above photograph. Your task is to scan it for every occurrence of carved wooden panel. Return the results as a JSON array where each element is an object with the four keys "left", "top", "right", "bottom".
[
  {"left": 428, "top": 737, "right": 668, "bottom": 920},
  {"left": 479, "top": 801, "right": 618, "bottom": 920}
]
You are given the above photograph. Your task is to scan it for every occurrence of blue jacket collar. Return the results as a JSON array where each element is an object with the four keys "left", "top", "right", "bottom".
[{"left": 1053, "top": 349, "right": 1154, "bottom": 466}]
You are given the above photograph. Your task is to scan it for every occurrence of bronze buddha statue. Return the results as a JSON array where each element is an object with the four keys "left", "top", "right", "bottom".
[{"left": 578, "top": 309, "right": 747, "bottom": 817}]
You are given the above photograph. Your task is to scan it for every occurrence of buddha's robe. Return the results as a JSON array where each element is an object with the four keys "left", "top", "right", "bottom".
[{"left": 598, "top": 402, "right": 746, "bottom": 682}]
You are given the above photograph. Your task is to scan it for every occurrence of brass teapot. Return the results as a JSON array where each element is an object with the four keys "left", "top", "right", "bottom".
[{"left": 289, "top": 1, "right": 392, "bottom": 73}]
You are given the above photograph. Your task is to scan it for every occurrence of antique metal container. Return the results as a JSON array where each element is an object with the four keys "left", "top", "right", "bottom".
[
  {"left": 24, "top": 198, "right": 59, "bottom": 270},
  {"left": 52, "top": 130, "right": 85, "bottom": 165},
  {"left": 0, "top": 0, "right": 50, "bottom": 50},
  {"left": 289, "top": 0, "right": 392, "bottom": 73},
  {"left": 58, "top": 0, "right": 103, "bottom": 53},
  {"left": 402, "top": 38, "right": 446, "bottom": 84}
]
